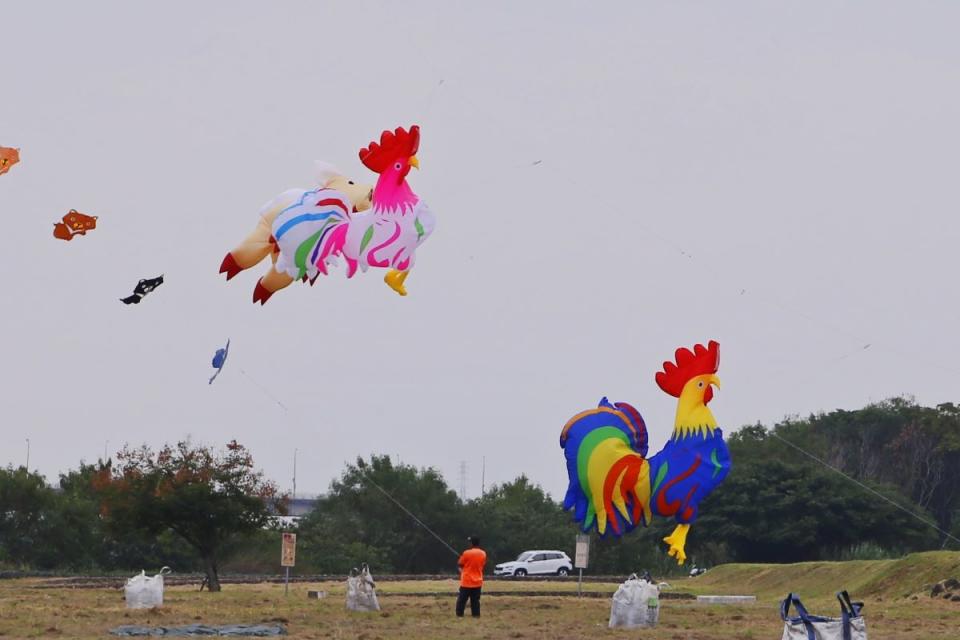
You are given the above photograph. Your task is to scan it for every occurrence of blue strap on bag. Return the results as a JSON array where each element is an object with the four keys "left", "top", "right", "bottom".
[
  {"left": 836, "top": 590, "right": 864, "bottom": 640},
  {"left": 781, "top": 593, "right": 820, "bottom": 640},
  {"left": 780, "top": 592, "right": 837, "bottom": 640}
]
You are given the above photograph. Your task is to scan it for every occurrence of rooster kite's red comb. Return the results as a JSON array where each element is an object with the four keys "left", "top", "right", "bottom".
[
  {"left": 654, "top": 340, "right": 720, "bottom": 398},
  {"left": 359, "top": 125, "right": 420, "bottom": 173}
]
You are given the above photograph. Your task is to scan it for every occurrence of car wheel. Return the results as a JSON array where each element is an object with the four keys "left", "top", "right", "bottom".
[
  {"left": 514, "top": 569, "right": 527, "bottom": 577},
  {"left": 557, "top": 567, "right": 570, "bottom": 577}
]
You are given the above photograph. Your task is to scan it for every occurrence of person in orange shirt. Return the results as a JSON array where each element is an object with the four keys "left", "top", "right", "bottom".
[{"left": 456, "top": 536, "right": 487, "bottom": 618}]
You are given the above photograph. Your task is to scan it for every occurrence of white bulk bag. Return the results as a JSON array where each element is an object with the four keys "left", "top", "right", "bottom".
[
  {"left": 609, "top": 573, "right": 660, "bottom": 629},
  {"left": 345, "top": 563, "right": 380, "bottom": 612},
  {"left": 124, "top": 567, "right": 171, "bottom": 609}
]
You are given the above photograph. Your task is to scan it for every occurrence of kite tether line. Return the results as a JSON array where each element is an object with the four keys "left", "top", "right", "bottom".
[
  {"left": 238, "top": 368, "right": 289, "bottom": 412},
  {"left": 771, "top": 431, "right": 960, "bottom": 547},
  {"left": 357, "top": 460, "right": 460, "bottom": 558}
]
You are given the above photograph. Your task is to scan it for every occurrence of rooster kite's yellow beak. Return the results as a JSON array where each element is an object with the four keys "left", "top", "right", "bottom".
[
  {"left": 707, "top": 374, "right": 721, "bottom": 389},
  {"left": 408, "top": 155, "right": 419, "bottom": 169}
]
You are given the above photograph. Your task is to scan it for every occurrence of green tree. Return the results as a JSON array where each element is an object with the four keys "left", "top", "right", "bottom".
[
  {"left": 887, "top": 403, "right": 960, "bottom": 542},
  {"left": 92, "top": 440, "right": 285, "bottom": 591},
  {"left": 56, "top": 463, "right": 199, "bottom": 572},
  {"left": 0, "top": 467, "right": 56, "bottom": 568},
  {"left": 695, "top": 458, "right": 937, "bottom": 562},
  {"left": 299, "top": 455, "right": 462, "bottom": 573},
  {"left": 755, "top": 398, "right": 960, "bottom": 546}
]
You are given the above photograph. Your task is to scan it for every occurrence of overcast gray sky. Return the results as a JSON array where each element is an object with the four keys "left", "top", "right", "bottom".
[{"left": 2, "top": 1, "right": 958, "bottom": 501}]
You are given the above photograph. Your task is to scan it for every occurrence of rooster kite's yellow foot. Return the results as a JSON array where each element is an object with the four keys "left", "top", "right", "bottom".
[
  {"left": 384, "top": 269, "right": 409, "bottom": 296},
  {"left": 663, "top": 523, "right": 690, "bottom": 565}
]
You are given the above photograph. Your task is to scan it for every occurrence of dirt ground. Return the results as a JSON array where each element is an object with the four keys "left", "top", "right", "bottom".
[{"left": 0, "top": 578, "right": 958, "bottom": 639}]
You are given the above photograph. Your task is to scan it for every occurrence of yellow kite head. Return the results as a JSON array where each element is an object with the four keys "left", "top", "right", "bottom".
[{"left": 655, "top": 341, "right": 721, "bottom": 437}]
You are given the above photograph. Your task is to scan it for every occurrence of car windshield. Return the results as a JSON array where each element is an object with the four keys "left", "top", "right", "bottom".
[{"left": 516, "top": 552, "right": 534, "bottom": 562}]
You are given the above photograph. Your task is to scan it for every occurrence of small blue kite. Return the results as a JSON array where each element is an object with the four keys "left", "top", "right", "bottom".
[{"left": 209, "top": 339, "right": 230, "bottom": 384}]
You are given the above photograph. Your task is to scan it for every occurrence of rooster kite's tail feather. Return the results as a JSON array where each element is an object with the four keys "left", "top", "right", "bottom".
[
  {"left": 271, "top": 189, "right": 354, "bottom": 281},
  {"left": 559, "top": 398, "right": 652, "bottom": 536}
]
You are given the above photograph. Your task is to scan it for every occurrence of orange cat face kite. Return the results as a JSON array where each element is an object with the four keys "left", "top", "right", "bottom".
[
  {"left": 53, "top": 209, "right": 98, "bottom": 241},
  {"left": 0, "top": 147, "right": 19, "bottom": 176}
]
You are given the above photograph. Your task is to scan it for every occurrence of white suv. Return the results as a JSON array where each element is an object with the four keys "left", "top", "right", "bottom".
[{"left": 493, "top": 550, "right": 573, "bottom": 577}]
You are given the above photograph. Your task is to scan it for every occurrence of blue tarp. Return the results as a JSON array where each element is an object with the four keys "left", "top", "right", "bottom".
[{"left": 110, "top": 624, "right": 287, "bottom": 637}]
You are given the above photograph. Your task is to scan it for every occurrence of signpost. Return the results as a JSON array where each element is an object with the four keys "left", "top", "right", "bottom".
[
  {"left": 281, "top": 532, "right": 297, "bottom": 596},
  {"left": 574, "top": 534, "right": 590, "bottom": 597}
]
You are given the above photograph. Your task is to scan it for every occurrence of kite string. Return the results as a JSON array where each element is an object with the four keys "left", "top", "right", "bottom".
[
  {"left": 422, "top": 60, "right": 959, "bottom": 378},
  {"left": 238, "top": 368, "right": 289, "bottom": 412},
  {"left": 360, "top": 470, "right": 460, "bottom": 558},
  {"left": 769, "top": 431, "right": 960, "bottom": 547},
  {"left": 596, "top": 187, "right": 960, "bottom": 378}
]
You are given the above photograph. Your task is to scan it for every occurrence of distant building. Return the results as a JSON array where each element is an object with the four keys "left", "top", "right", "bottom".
[
  {"left": 266, "top": 495, "right": 320, "bottom": 529},
  {"left": 287, "top": 497, "right": 318, "bottom": 518}
]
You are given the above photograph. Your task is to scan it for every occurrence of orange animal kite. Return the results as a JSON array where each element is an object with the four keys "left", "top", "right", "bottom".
[
  {"left": 0, "top": 147, "right": 19, "bottom": 176},
  {"left": 53, "top": 209, "right": 98, "bottom": 241}
]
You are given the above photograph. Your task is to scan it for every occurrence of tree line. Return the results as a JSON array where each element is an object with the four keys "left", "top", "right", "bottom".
[{"left": 1, "top": 397, "right": 957, "bottom": 586}]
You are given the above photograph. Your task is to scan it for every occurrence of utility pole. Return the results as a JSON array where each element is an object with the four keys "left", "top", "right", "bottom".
[
  {"left": 481, "top": 456, "right": 486, "bottom": 496},
  {"left": 25, "top": 438, "right": 30, "bottom": 470},
  {"left": 104, "top": 440, "right": 109, "bottom": 462},
  {"left": 458, "top": 460, "right": 468, "bottom": 501},
  {"left": 292, "top": 448, "right": 298, "bottom": 500}
]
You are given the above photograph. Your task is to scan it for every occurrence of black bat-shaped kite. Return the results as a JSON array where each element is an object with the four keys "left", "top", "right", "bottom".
[{"left": 120, "top": 275, "right": 164, "bottom": 304}]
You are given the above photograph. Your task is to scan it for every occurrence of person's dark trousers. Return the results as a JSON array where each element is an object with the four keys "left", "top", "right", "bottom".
[{"left": 456, "top": 586, "right": 482, "bottom": 617}]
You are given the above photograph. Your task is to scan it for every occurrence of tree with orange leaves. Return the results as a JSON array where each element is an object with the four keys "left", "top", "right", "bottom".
[{"left": 92, "top": 440, "right": 286, "bottom": 592}]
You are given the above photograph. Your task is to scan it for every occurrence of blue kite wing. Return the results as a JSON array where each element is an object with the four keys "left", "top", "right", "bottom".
[{"left": 208, "top": 339, "right": 230, "bottom": 384}]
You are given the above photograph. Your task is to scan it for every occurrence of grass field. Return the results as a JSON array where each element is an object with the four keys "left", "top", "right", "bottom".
[{"left": 1, "top": 553, "right": 958, "bottom": 639}]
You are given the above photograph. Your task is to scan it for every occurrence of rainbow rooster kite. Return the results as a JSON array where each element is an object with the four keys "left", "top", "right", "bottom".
[{"left": 559, "top": 340, "right": 731, "bottom": 564}]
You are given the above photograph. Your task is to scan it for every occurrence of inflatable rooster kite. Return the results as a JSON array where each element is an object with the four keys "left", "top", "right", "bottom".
[
  {"left": 559, "top": 340, "right": 731, "bottom": 565},
  {"left": 220, "top": 125, "right": 435, "bottom": 304}
]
